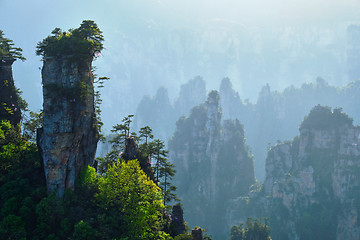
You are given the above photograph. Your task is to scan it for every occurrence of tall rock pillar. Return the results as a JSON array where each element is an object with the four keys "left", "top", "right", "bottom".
[
  {"left": 0, "top": 58, "right": 21, "bottom": 126},
  {"left": 38, "top": 56, "right": 98, "bottom": 196}
]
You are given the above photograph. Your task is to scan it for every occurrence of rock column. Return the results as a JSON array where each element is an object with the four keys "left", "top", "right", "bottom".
[
  {"left": 0, "top": 58, "right": 21, "bottom": 126},
  {"left": 38, "top": 56, "right": 98, "bottom": 196}
]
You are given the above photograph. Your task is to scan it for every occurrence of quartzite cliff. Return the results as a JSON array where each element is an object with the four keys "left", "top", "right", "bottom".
[{"left": 38, "top": 56, "right": 98, "bottom": 196}]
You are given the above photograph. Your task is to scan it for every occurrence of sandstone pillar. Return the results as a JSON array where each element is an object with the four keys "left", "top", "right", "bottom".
[{"left": 38, "top": 56, "right": 98, "bottom": 196}]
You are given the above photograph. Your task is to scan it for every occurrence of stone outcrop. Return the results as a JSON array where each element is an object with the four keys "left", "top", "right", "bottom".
[
  {"left": 0, "top": 58, "right": 21, "bottom": 127},
  {"left": 228, "top": 106, "right": 360, "bottom": 240},
  {"left": 170, "top": 204, "right": 186, "bottom": 236},
  {"left": 124, "top": 137, "right": 138, "bottom": 160},
  {"left": 169, "top": 91, "right": 255, "bottom": 239},
  {"left": 191, "top": 227, "right": 203, "bottom": 240},
  {"left": 38, "top": 56, "right": 98, "bottom": 197}
]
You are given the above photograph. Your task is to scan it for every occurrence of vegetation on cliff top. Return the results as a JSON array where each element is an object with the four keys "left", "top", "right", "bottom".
[
  {"left": 299, "top": 105, "right": 353, "bottom": 131},
  {"left": 36, "top": 20, "right": 104, "bottom": 58},
  {"left": 229, "top": 218, "right": 272, "bottom": 240},
  {"left": 0, "top": 30, "right": 25, "bottom": 61}
]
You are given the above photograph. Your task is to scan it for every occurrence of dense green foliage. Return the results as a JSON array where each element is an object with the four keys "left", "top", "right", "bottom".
[
  {"left": 97, "top": 160, "right": 170, "bottom": 239},
  {"left": 99, "top": 116, "right": 178, "bottom": 206},
  {"left": 0, "top": 121, "right": 174, "bottom": 239},
  {"left": 0, "top": 121, "right": 46, "bottom": 239},
  {"left": 36, "top": 20, "right": 104, "bottom": 58},
  {"left": 299, "top": 105, "right": 353, "bottom": 131},
  {"left": 0, "top": 30, "right": 25, "bottom": 61}
]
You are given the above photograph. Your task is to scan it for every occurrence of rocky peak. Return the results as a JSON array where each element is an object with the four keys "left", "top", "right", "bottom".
[
  {"left": 231, "top": 105, "right": 360, "bottom": 240},
  {"left": 219, "top": 77, "right": 243, "bottom": 120},
  {"left": 169, "top": 91, "right": 254, "bottom": 239},
  {"left": 174, "top": 76, "right": 206, "bottom": 115},
  {"left": 38, "top": 56, "right": 98, "bottom": 197},
  {"left": 205, "top": 90, "right": 221, "bottom": 137}
]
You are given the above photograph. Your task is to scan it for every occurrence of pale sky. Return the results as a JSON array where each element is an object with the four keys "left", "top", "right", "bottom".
[{"left": 1, "top": 0, "right": 360, "bottom": 121}]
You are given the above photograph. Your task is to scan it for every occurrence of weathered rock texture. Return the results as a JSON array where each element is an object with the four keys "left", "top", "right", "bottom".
[
  {"left": 38, "top": 56, "right": 98, "bottom": 196},
  {"left": 0, "top": 58, "right": 21, "bottom": 126},
  {"left": 227, "top": 106, "right": 360, "bottom": 240},
  {"left": 169, "top": 91, "right": 255, "bottom": 240}
]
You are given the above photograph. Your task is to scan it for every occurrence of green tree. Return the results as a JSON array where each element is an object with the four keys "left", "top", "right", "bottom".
[
  {"left": 72, "top": 220, "right": 99, "bottom": 240},
  {"left": 97, "top": 160, "right": 171, "bottom": 239},
  {"left": 151, "top": 139, "right": 177, "bottom": 205},
  {"left": 160, "top": 161, "right": 177, "bottom": 205},
  {"left": 93, "top": 76, "right": 109, "bottom": 141},
  {"left": 97, "top": 114, "right": 135, "bottom": 174},
  {"left": 151, "top": 139, "right": 168, "bottom": 182},
  {"left": 0, "top": 30, "right": 26, "bottom": 61},
  {"left": 139, "top": 126, "right": 154, "bottom": 144}
]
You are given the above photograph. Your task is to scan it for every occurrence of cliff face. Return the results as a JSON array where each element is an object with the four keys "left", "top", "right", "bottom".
[
  {"left": 228, "top": 106, "right": 360, "bottom": 240},
  {"left": 169, "top": 91, "right": 255, "bottom": 240},
  {"left": 38, "top": 56, "right": 98, "bottom": 196},
  {"left": 0, "top": 59, "right": 21, "bottom": 126}
]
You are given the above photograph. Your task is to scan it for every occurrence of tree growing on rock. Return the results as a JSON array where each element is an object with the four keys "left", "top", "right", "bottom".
[
  {"left": 36, "top": 20, "right": 104, "bottom": 58},
  {"left": 0, "top": 30, "right": 26, "bottom": 129},
  {"left": 0, "top": 30, "right": 26, "bottom": 61}
]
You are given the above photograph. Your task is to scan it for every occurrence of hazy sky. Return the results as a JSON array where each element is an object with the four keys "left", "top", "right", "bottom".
[{"left": 2, "top": 0, "right": 360, "bottom": 128}]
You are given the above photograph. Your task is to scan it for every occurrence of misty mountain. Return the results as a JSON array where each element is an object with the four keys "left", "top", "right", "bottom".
[
  {"left": 168, "top": 91, "right": 255, "bottom": 240},
  {"left": 227, "top": 106, "right": 360, "bottom": 240},
  {"left": 133, "top": 76, "right": 360, "bottom": 180}
]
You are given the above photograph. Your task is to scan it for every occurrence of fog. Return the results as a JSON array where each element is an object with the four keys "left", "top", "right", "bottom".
[{"left": 2, "top": 0, "right": 360, "bottom": 129}]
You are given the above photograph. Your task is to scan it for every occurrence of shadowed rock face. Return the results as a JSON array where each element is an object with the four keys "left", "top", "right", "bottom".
[
  {"left": 169, "top": 91, "right": 255, "bottom": 240},
  {"left": 0, "top": 58, "right": 21, "bottom": 127},
  {"left": 227, "top": 106, "right": 360, "bottom": 240},
  {"left": 38, "top": 56, "right": 98, "bottom": 197}
]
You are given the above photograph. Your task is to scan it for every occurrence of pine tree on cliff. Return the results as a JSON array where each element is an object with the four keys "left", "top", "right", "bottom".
[
  {"left": 0, "top": 30, "right": 26, "bottom": 128},
  {"left": 36, "top": 20, "right": 104, "bottom": 197}
]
